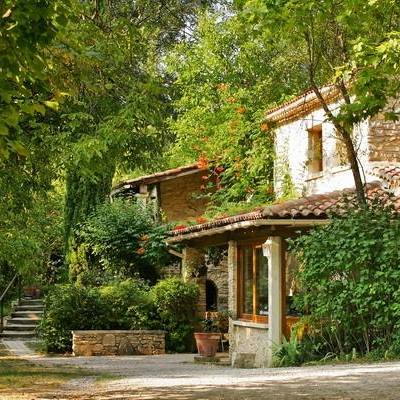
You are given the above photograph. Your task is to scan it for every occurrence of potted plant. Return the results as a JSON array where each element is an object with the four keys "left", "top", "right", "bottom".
[{"left": 194, "top": 313, "right": 222, "bottom": 358}]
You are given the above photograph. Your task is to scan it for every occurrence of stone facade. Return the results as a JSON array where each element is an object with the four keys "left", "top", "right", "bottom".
[
  {"left": 162, "top": 261, "right": 181, "bottom": 278},
  {"left": 205, "top": 247, "right": 229, "bottom": 311},
  {"left": 274, "top": 102, "right": 371, "bottom": 198},
  {"left": 159, "top": 170, "right": 209, "bottom": 222},
  {"left": 181, "top": 246, "right": 229, "bottom": 314},
  {"left": 72, "top": 330, "right": 165, "bottom": 356},
  {"left": 369, "top": 117, "right": 400, "bottom": 162}
]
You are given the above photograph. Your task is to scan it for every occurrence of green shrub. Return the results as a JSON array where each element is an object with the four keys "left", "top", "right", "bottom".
[
  {"left": 99, "top": 279, "right": 155, "bottom": 330},
  {"left": 289, "top": 202, "right": 400, "bottom": 357},
  {"left": 38, "top": 284, "right": 106, "bottom": 353},
  {"left": 73, "top": 200, "right": 171, "bottom": 284},
  {"left": 151, "top": 278, "right": 199, "bottom": 352},
  {"left": 273, "top": 330, "right": 303, "bottom": 367},
  {"left": 39, "top": 278, "right": 199, "bottom": 353}
]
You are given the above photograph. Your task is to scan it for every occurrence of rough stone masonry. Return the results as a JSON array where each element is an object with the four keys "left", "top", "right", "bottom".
[{"left": 72, "top": 330, "right": 165, "bottom": 356}]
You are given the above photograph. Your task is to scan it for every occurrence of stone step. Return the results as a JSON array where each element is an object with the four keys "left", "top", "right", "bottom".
[
  {"left": 14, "top": 305, "right": 44, "bottom": 312},
  {"left": 7, "top": 317, "right": 39, "bottom": 325},
  {"left": 4, "top": 324, "right": 36, "bottom": 332},
  {"left": 0, "top": 330, "right": 36, "bottom": 339},
  {"left": 19, "top": 299, "right": 43, "bottom": 306},
  {"left": 11, "top": 310, "right": 43, "bottom": 318}
]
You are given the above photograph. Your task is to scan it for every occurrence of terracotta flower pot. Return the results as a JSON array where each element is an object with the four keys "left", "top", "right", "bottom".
[{"left": 194, "top": 332, "right": 221, "bottom": 357}]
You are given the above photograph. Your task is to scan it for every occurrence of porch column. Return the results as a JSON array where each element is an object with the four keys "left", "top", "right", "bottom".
[
  {"left": 265, "top": 236, "right": 283, "bottom": 367},
  {"left": 182, "top": 247, "right": 204, "bottom": 282},
  {"left": 182, "top": 246, "right": 206, "bottom": 317},
  {"left": 227, "top": 240, "right": 238, "bottom": 365},
  {"left": 227, "top": 241, "right": 238, "bottom": 319}
]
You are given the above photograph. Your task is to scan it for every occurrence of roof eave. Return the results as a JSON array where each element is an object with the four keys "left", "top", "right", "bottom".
[
  {"left": 166, "top": 218, "right": 329, "bottom": 244},
  {"left": 264, "top": 86, "right": 341, "bottom": 126}
]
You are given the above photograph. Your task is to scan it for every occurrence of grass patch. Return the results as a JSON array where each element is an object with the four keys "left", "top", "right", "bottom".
[
  {"left": 0, "top": 343, "right": 109, "bottom": 395},
  {"left": 302, "top": 352, "right": 400, "bottom": 367},
  {"left": 0, "top": 356, "right": 89, "bottom": 392}
]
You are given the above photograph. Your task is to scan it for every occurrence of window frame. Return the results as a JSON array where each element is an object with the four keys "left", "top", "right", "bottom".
[
  {"left": 237, "top": 243, "right": 268, "bottom": 324},
  {"left": 307, "top": 125, "right": 323, "bottom": 174}
]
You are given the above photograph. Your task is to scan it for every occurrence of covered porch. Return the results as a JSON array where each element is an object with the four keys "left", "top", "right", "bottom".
[{"left": 167, "top": 215, "right": 328, "bottom": 368}]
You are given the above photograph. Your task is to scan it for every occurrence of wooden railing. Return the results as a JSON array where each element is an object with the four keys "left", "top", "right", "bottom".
[{"left": 0, "top": 274, "right": 21, "bottom": 333}]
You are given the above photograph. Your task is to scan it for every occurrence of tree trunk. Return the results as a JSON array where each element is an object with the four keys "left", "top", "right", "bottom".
[{"left": 340, "top": 126, "right": 366, "bottom": 205}]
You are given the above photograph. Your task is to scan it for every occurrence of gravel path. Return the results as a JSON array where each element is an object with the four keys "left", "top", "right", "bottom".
[{"left": 3, "top": 342, "right": 400, "bottom": 399}]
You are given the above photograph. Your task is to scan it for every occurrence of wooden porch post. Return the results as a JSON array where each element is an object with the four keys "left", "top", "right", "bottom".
[{"left": 266, "top": 236, "right": 283, "bottom": 367}]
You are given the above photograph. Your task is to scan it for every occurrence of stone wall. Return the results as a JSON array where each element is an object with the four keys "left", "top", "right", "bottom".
[
  {"left": 230, "top": 321, "right": 270, "bottom": 368},
  {"left": 162, "top": 261, "right": 181, "bottom": 278},
  {"left": 159, "top": 171, "right": 209, "bottom": 222},
  {"left": 206, "top": 248, "right": 229, "bottom": 311},
  {"left": 72, "top": 330, "right": 165, "bottom": 356},
  {"left": 369, "top": 117, "right": 400, "bottom": 162}
]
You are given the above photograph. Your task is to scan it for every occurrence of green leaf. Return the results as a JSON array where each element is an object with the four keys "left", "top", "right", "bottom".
[{"left": 44, "top": 101, "right": 59, "bottom": 111}]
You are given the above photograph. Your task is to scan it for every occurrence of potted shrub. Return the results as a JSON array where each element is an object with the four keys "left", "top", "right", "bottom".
[{"left": 194, "top": 314, "right": 221, "bottom": 358}]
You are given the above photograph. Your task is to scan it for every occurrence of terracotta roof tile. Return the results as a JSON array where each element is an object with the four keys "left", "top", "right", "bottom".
[
  {"left": 112, "top": 163, "right": 203, "bottom": 193},
  {"left": 264, "top": 85, "right": 341, "bottom": 126},
  {"left": 169, "top": 182, "right": 399, "bottom": 237},
  {"left": 371, "top": 165, "right": 400, "bottom": 189}
]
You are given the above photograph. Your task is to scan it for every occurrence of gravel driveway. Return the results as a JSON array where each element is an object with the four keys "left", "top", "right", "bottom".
[
  {"left": 3, "top": 343, "right": 400, "bottom": 400},
  {"left": 18, "top": 354, "right": 400, "bottom": 399}
]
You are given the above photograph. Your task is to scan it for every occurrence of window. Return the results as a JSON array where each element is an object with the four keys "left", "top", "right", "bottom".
[
  {"left": 308, "top": 125, "right": 323, "bottom": 173},
  {"left": 237, "top": 244, "right": 268, "bottom": 323}
]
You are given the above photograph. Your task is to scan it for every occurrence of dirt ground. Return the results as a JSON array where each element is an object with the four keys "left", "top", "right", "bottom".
[{"left": 2, "top": 352, "right": 400, "bottom": 400}]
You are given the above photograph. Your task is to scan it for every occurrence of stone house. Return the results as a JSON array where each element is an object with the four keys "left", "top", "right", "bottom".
[
  {"left": 166, "top": 85, "right": 400, "bottom": 368},
  {"left": 112, "top": 164, "right": 209, "bottom": 222},
  {"left": 112, "top": 164, "right": 229, "bottom": 312}
]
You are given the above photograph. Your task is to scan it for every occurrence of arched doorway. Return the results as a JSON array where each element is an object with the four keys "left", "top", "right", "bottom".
[{"left": 206, "top": 279, "right": 218, "bottom": 311}]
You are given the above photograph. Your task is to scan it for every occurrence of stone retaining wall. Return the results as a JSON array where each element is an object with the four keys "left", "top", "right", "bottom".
[{"left": 72, "top": 330, "right": 165, "bottom": 356}]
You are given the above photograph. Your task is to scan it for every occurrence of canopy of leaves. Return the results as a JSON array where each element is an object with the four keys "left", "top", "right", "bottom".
[
  {"left": 0, "top": 0, "right": 70, "bottom": 158},
  {"left": 247, "top": 0, "right": 400, "bottom": 123},
  {"left": 167, "top": 7, "right": 308, "bottom": 210}
]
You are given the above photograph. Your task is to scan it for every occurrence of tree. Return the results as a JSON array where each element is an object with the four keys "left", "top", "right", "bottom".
[
  {"left": 0, "top": 1, "right": 71, "bottom": 281},
  {"left": 53, "top": 1, "right": 227, "bottom": 274},
  {"left": 0, "top": 0, "right": 70, "bottom": 158},
  {"left": 248, "top": 0, "right": 400, "bottom": 204},
  {"left": 168, "top": 6, "right": 307, "bottom": 210}
]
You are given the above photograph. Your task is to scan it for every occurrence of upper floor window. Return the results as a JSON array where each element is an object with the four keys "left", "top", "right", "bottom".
[
  {"left": 237, "top": 244, "right": 268, "bottom": 323},
  {"left": 308, "top": 125, "right": 323, "bottom": 174}
]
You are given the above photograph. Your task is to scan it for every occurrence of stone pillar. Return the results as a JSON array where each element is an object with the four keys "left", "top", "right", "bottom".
[
  {"left": 227, "top": 241, "right": 238, "bottom": 319},
  {"left": 265, "top": 236, "right": 283, "bottom": 367},
  {"left": 182, "top": 247, "right": 204, "bottom": 282},
  {"left": 227, "top": 240, "right": 238, "bottom": 365},
  {"left": 182, "top": 246, "right": 206, "bottom": 317}
]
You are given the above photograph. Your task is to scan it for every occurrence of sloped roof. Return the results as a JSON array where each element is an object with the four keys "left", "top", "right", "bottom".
[
  {"left": 371, "top": 165, "right": 400, "bottom": 190},
  {"left": 112, "top": 163, "right": 203, "bottom": 194},
  {"left": 264, "top": 85, "right": 341, "bottom": 126},
  {"left": 168, "top": 182, "right": 400, "bottom": 240}
]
